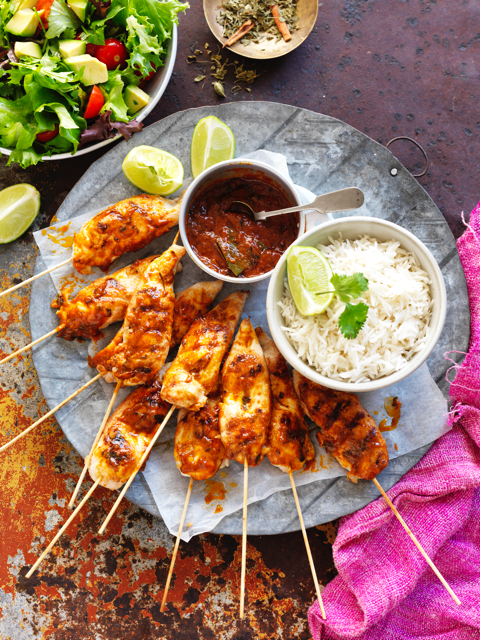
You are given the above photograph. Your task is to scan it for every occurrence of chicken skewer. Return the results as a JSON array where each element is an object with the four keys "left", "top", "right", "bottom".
[
  {"left": 98, "top": 240, "right": 186, "bottom": 386},
  {"left": 293, "top": 371, "right": 461, "bottom": 606},
  {"left": 219, "top": 319, "right": 272, "bottom": 617},
  {"left": 0, "top": 255, "right": 160, "bottom": 364},
  {"left": 3, "top": 193, "right": 182, "bottom": 299},
  {"left": 161, "top": 388, "right": 225, "bottom": 612},
  {"left": 26, "top": 374, "right": 174, "bottom": 577},
  {"left": 256, "top": 329, "right": 325, "bottom": 619},
  {"left": 70, "top": 238, "right": 184, "bottom": 506},
  {"left": 161, "top": 290, "right": 250, "bottom": 411}
]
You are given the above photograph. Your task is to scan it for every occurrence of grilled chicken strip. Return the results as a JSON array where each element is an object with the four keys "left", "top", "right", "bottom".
[
  {"left": 161, "top": 291, "right": 249, "bottom": 411},
  {"left": 175, "top": 389, "right": 225, "bottom": 481},
  {"left": 171, "top": 281, "right": 223, "bottom": 347},
  {"left": 89, "top": 377, "right": 171, "bottom": 490},
  {"left": 106, "top": 243, "right": 185, "bottom": 386},
  {"left": 219, "top": 319, "right": 271, "bottom": 467},
  {"left": 255, "top": 329, "right": 315, "bottom": 473},
  {"left": 292, "top": 371, "right": 389, "bottom": 481},
  {"left": 51, "top": 256, "right": 157, "bottom": 341},
  {"left": 73, "top": 194, "right": 182, "bottom": 274}
]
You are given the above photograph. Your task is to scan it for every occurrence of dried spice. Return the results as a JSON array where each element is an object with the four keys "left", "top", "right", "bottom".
[
  {"left": 188, "top": 45, "right": 260, "bottom": 97},
  {"left": 213, "top": 81, "right": 226, "bottom": 97},
  {"left": 218, "top": 0, "right": 298, "bottom": 46},
  {"left": 234, "top": 62, "right": 260, "bottom": 84}
]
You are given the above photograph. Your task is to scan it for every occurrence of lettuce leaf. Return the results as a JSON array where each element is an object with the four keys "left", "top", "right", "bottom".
[
  {"left": 100, "top": 72, "right": 129, "bottom": 122},
  {"left": 7, "top": 147, "right": 44, "bottom": 169},
  {"left": 111, "top": 0, "right": 188, "bottom": 82},
  {"left": 0, "top": 0, "right": 15, "bottom": 49},
  {"left": 46, "top": 0, "right": 80, "bottom": 39},
  {"left": 81, "top": 3, "right": 125, "bottom": 45}
]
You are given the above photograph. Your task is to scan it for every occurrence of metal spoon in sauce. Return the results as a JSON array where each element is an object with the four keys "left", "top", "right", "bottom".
[{"left": 231, "top": 187, "right": 364, "bottom": 222}]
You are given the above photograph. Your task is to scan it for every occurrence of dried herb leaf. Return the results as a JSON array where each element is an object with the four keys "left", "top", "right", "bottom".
[
  {"left": 216, "top": 238, "right": 253, "bottom": 276},
  {"left": 194, "top": 74, "right": 206, "bottom": 82},
  {"left": 187, "top": 55, "right": 197, "bottom": 63}
]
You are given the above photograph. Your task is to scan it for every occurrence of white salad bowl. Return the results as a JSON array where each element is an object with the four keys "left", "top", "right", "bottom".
[
  {"left": 266, "top": 216, "right": 447, "bottom": 393},
  {"left": 178, "top": 158, "right": 303, "bottom": 284},
  {"left": 0, "top": 25, "right": 177, "bottom": 163}
]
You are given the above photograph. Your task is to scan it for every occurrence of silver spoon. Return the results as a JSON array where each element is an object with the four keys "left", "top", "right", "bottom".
[{"left": 231, "top": 187, "right": 364, "bottom": 221}]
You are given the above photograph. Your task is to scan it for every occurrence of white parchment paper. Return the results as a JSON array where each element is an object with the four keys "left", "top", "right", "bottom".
[{"left": 33, "top": 150, "right": 449, "bottom": 541}]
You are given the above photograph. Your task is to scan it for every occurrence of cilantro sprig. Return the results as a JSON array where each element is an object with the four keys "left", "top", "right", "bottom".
[{"left": 316, "top": 272, "right": 369, "bottom": 339}]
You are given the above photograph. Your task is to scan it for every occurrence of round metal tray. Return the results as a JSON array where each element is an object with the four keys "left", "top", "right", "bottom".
[{"left": 30, "top": 102, "right": 469, "bottom": 535}]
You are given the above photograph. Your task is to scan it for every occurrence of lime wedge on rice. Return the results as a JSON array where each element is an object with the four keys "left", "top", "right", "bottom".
[
  {"left": 0, "top": 183, "right": 40, "bottom": 244},
  {"left": 191, "top": 116, "right": 235, "bottom": 178},
  {"left": 287, "top": 246, "right": 334, "bottom": 316},
  {"left": 122, "top": 146, "right": 184, "bottom": 195}
]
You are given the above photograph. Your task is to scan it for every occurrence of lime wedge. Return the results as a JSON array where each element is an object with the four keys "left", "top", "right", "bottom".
[
  {"left": 0, "top": 183, "right": 40, "bottom": 244},
  {"left": 191, "top": 116, "right": 235, "bottom": 178},
  {"left": 122, "top": 146, "right": 184, "bottom": 195},
  {"left": 287, "top": 246, "right": 334, "bottom": 316}
]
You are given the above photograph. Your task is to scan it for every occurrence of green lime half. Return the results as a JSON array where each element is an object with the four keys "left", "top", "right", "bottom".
[
  {"left": 191, "top": 116, "right": 235, "bottom": 178},
  {"left": 287, "top": 246, "right": 334, "bottom": 316},
  {"left": 0, "top": 183, "right": 40, "bottom": 244},
  {"left": 122, "top": 145, "right": 184, "bottom": 195}
]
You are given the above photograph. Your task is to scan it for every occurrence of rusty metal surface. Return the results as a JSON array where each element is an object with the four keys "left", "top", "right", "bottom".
[{"left": 0, "top": 0, "right": 478, "bottom": 637}]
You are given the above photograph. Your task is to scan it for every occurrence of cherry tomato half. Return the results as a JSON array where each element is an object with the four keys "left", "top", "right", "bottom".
[
  {"left": 94, "top": 39, "right": 128, "bottom": 70},
  {"left": 36, "top": 124, "right": 59, "bottom": 143},
  {"left": 36, "top": 0, "right": 55, "bottom": 28},
  {"left": 83, "top": 85, "right": 105, "bottom": 119},
  {"left": 75, "top": 34, "right": 97, "bottom": 57},
  {"left": 135, "top": 65, "right": 155, "bottom": 89}
]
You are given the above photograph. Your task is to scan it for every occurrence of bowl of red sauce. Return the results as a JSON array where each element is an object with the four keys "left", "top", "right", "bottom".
[{"left": 179, "top": 160, "right": 302, "bottom": 283}]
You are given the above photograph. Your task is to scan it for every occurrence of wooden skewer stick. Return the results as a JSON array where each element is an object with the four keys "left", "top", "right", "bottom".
[
  {"left": 240, "top": 458, "right": 248, "bottom": 619},
  {"left": 26, "top": 478, "right": 101, "bottom": 578},
  {"left": 0, "top": 372, "right": 102, "bottom": 453},
  {"left": 68, "top": 381, "right": 121, "bottom": 509},
  {"left": 0, "top": 327, "right": 59, "bottom": 365},
  {"left": 0, "top": 256, "right": 73, "bottom": 299},
  {"left": 160, "top": 477, "right": 194, "bottom": 613},
  {"left": 98, "top": 404, "right": 176, "bottom": 535},
  {"left": 289, "top": 471, "right": 326, "bottom": 619},
  {"left": 372, "top": 477, "right": 461, "bottom": 605}
]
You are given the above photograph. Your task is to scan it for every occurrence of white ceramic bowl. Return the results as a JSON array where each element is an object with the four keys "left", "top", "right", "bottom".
[
  {"left": 266, "top": 216, "right": 447, "bottom": 393},
  {"left": 179, "top": 159, "right": 303, "bottom": 284},
  {"left": 0, "top": 25, "right": 177, "bottom": 163}
]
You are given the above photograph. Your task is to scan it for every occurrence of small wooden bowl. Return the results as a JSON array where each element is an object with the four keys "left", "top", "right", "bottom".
[{"left": 203, "top": 0, "right": 318, "bottom": 60}]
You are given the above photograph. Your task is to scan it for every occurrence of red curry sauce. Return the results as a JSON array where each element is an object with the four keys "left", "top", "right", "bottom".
[{"left": 186, "top": 177, "right": 299, "bottom": 278}]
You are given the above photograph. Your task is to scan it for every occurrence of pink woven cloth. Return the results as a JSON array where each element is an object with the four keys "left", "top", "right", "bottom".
[{"left": 309, "top": 203, "right": 480, "bottom": 640}]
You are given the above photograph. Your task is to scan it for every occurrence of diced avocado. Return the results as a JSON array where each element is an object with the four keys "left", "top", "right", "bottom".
[
  {"left": 59, "top": 39, "right": 86, "bottom": 59},
  {"left": 19, "top": 0, "right": 38, "bottom": 9},
  {"left": 68, "top": 0, "right": 87, "bottom": 21},
  {"left": 14, "top": 41, "right": 42, "bottom": 59},
  {"left": 5, "top": 9, "right": 40, "bottom": 37},
  {"left": 66, "top": 54, "right": 108, "bottom": 86},
  {"left": 125, "top": 85, "right": 150, "bottom": 114}
]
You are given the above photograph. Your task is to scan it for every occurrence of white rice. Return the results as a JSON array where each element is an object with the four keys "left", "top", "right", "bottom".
[{"left": 278, "top": 234, "right": 433, "bottom": 383}]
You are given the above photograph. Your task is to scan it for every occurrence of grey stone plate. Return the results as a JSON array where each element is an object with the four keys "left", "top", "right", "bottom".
[{"left": 30, "top": 102, "right": 469, "bottom": 536}]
